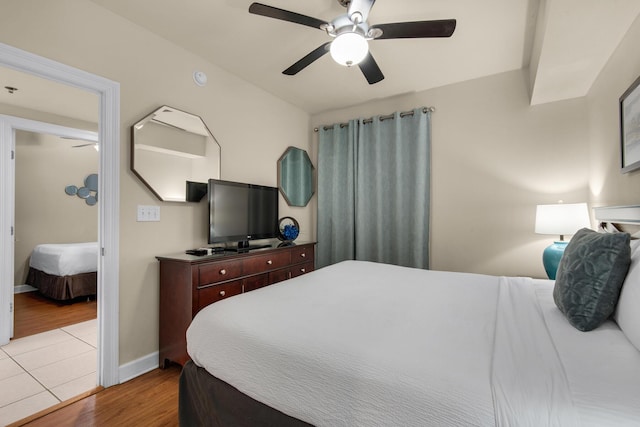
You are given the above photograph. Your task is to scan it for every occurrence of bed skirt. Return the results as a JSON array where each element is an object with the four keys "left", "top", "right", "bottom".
[
  {"left": 25, "top": 267, "right": 96, "bottom": 301},
  {"left": 179, "top": 361, "right": 312, "bottom": 427}
]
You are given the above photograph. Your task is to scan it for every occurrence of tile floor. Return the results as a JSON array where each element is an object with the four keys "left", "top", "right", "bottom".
[{"left": 0, "top": 319, "right": 97, "bottom": 426}]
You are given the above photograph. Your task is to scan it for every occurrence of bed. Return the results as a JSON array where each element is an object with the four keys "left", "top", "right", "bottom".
[
  {"left": 180, "top": 214, "right": 640, "bottom": 426},
  {"left": 26, "top": 242, "right": 98, "bottom": 301}
]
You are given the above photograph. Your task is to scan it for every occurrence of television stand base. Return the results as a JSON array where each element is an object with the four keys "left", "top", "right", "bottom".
[{"left": 224, "top": 241, "right": 271, "bottom": 253}]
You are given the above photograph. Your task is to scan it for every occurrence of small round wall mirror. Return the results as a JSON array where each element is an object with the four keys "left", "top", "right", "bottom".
[
  {"left": 131, "top": 106, "right": 221, "bottom": 202},
  {"left": 277, "top": 147, "right": 315, "bottom": 207}
]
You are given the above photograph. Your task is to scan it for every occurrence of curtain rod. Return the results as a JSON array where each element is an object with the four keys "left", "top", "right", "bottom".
[{"left": 313, "top": 106, "right": 435, "bottom": 132}]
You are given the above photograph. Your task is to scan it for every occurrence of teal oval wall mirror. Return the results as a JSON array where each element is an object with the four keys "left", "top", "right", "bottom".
[{"left": 278, "top": 146, "right": 314, "bottom": 207}]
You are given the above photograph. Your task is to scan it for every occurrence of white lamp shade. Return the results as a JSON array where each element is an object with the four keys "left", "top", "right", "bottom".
[
  {"left": 330, "top": 32, "right": 369, "bottom": 66},
  {"left": 535, "top": 203, "right": 591, "bottom": 236}
]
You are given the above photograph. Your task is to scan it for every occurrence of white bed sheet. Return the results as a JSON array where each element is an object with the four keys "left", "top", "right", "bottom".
[
  {"left": 29, "top": 242, "right": 98, "bottom": 276},
  {"left": 187, "top": 260, "right": 640, "bottom": 427},
  {"left": 535, "top": 283, "right": 640, "bottom": 425}
]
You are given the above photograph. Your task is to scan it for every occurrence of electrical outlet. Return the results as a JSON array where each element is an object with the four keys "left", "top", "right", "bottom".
[{"left": 137, "top": 205, "right": 161, "bottom": 222}]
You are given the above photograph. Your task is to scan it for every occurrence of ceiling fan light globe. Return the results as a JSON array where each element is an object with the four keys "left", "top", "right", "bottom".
[{"left": 330, "top": 32, "right": 368, "bottom": 66}]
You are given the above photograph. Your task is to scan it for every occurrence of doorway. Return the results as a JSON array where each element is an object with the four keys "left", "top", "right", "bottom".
[
  {"left": 0, "top": 42, "right": 120, "bottom": 389},
  {"left": 13, "top": 126, "right": 99, "bottom": 338},
  {"left": 1, "top": 123, "right": 100, "bottom": 423}
]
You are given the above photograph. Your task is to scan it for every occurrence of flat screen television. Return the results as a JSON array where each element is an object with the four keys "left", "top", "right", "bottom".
[{"left": 208, "top": 179, "right": 279, "bottom": 250}]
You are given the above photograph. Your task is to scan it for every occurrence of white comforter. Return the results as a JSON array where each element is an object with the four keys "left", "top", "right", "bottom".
[
  {"left": 29, "top": 242, "right": 98, "bottom": 276},
  {"left": 187, "top": 260, "right": 640, "bottom": 426}
]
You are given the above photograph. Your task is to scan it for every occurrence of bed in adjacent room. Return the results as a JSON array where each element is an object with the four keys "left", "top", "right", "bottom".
[
  {"left": 25, "top": 242, "right": 98, "bottom": 301},
  {"left": 179, "top": 208, "right": 640, "bottom": 427}
]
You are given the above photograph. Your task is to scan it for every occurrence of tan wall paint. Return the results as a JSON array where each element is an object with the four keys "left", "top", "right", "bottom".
[
  {"left": 14, "top": 131, "right": 99, "bottom": 285},
  {"left": 312, "top": 69, "right": 590, "bottom": 278},
  {"left": 0, "top": 0, "right": 313, "bottom": 364},
  {"left": 587, "top": 14, "right": 640, "bottom": 205}
]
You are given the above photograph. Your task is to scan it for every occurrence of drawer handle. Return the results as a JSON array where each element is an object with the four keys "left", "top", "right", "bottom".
[
  {"left": 300, "top": 268, "right": 306, "bottom": 273},
  {"left": 266, "top": 260, "right": 273, "bottom": 265},
  {"left": 300, "top": 253, "right": 306, "bottom": 258},
  {"left": 219, "top": 290, "right": 226, "bottom": 297},
  {"left": 219, "top": 269, "right": 227, "bottom": 275}
]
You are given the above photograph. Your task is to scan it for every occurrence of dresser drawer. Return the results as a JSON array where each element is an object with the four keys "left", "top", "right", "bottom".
[
  {"left": 242, "top": 273, "right": 269, "bottom": 292},
  {"left": 199, "top": 259, "right": 243, "bottom": 285},
  {"left": 243, "top": 251, "right": 291, "bottom": 275},
  {"left": 158, "top": 242, "right": 315, "bottom": 368},
  {"left": 291, "top": 245, "right": 314, "bottom": 264},
  {"left": 291, "top": 261, "right": 314, "bottom": 278},
  {"left": 196, "top": 280, "right": 242, "bottom": 312},
  {"left": 269, "top": 268, "right": 291, "bottom": 284}
]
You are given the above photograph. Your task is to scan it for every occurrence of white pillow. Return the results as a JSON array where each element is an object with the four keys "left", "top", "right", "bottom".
[{"left": 615, "top": 239, "right": 640, "bottom": 351}]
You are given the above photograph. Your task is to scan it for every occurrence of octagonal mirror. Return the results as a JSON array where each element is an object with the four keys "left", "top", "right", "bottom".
[
  {"left": 131, "top": 106, "right": 221, "bottom": 202},
  {"left": 278, "top": 146, "right": 314, "bottom": 207}
]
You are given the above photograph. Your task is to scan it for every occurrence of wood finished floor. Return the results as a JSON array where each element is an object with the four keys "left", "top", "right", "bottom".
[
  {"left": 13, "top": 364, "right": 181, "bottom": 427},
  {"left": 13, "top": 292, "right": 97, "bottom": 339}
]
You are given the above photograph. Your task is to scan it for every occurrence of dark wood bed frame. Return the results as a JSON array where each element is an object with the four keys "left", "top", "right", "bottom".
[{"left": 179, "top": 361, "right": 312, "bottom": 427}]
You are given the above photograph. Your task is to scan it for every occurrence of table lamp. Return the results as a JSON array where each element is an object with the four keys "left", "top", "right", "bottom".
[{"left": 535, "top": 202, "right": 591, "bottom": 279}]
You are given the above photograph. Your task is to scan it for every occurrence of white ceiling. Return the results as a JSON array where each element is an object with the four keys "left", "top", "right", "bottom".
[
  {"left": 529, "top": 0, "right": 640, "bottom": 105},
  {"left": 2, "top": 0, "right": 640, "bottom": 120},
  {"left": 0, "top": 65, "right": 98, "bottom": 123},
  {"left": 86, "top": 0, "right": 640, "bottom": 114}
]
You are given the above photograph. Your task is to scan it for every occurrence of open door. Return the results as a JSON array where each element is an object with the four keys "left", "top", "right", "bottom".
[{"left": 0, "top": 119, "right": 14, "bottom": 345}]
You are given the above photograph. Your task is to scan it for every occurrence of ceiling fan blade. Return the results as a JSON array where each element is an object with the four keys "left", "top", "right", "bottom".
[
  {"left": 72, "top": 143, "right": 96, "bottom": 148},
  {"left": 347, "top": 0, "right": 376, "bottom": 23},
  {"left": 249, "top": 3, "right": 327, "bottom": 30},
  {"left": 373, "top": 19, "right": 456, "bottom": 39},
  {"left": 358, "top": 53, "right": 384, "bottom": 85},
  {"left": 283, "top": 42, "right": 331, "bottom": 75}
]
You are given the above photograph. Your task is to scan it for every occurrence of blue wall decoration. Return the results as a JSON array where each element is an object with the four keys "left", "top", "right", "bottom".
[{"left": 65, "top": 173, "right": 98, "bottom": 206}]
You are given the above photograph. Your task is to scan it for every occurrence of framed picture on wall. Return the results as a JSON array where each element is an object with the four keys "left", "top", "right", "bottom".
[{"left": 620, "top": 74, "right": 640, "bottom": 173}]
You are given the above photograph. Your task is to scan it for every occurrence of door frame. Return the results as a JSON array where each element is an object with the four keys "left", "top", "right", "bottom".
[{"left": 0, "top": 42, "right": 120, "bottom": 387}]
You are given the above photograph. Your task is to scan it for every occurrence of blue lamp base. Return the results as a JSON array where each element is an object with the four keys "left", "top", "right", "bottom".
[{"left": 542, "top": 241, "right": 568, "bottom": 280}]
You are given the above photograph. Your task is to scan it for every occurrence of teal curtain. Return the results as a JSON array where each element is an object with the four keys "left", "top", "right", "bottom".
[
  {"left": 317, "top": 108, "right": 431, "bottom": 269},
  {"left": 317, "top": 121, "right": 358, "bottom": 267}
]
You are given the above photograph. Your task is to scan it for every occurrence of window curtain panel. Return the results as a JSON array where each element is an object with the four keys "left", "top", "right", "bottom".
[
  {"left": 317, "top": 108, "right": 431, "bottom": 269},
  {"left": 317, "top": 120, "right": 358, "bottom": 268}
]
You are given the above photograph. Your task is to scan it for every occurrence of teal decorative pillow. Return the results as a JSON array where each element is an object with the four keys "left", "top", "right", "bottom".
[{"left": 553, "top": 228, "right": 631, "bottom": 331}]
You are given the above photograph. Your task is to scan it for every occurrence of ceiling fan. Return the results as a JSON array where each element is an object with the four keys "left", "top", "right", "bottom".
[
  {"left": 61, "top": 136, "right": 99, "bottom": 150},
  {"left": 248, "top": 0, "right": 456, "bottom": 84},
  {"left": 72, "top": 142, "right": 98, "bottom": 149}
]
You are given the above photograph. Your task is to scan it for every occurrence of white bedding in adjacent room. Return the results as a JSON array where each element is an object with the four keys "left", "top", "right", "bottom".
[
  {"left": 187, "top": 260, "right": 640, "bottom": 427},
  {"left": 29, "top": 242, "right": 99, "bottom": 276}
]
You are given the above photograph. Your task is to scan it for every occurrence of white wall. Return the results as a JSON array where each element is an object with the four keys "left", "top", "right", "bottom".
[
  {"left": 0, "top": 0, "right": 312, "bottom": 365},
  {"left": 312, "top": 69, "right": 590, "bottom": 278},
  {"left": 587, "top": 14, "right": 640, "bottom": 205}
]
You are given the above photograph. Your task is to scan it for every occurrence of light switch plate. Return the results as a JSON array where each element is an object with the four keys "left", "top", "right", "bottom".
[{"left": 137, "top": 205, "right": 160, "bottom": 222}]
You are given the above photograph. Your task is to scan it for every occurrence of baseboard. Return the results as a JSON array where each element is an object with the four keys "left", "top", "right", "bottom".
[
  {"left": 118, "top": 351, "right": 159, "bottom": 384},
  {"left": 13, "top": 284, "right": 36, "bottom": 294}
]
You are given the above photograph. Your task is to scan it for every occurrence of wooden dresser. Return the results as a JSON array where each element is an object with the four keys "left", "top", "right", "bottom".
[{"left": 156, "top": 242, "right": 315, "bottom": 368}]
